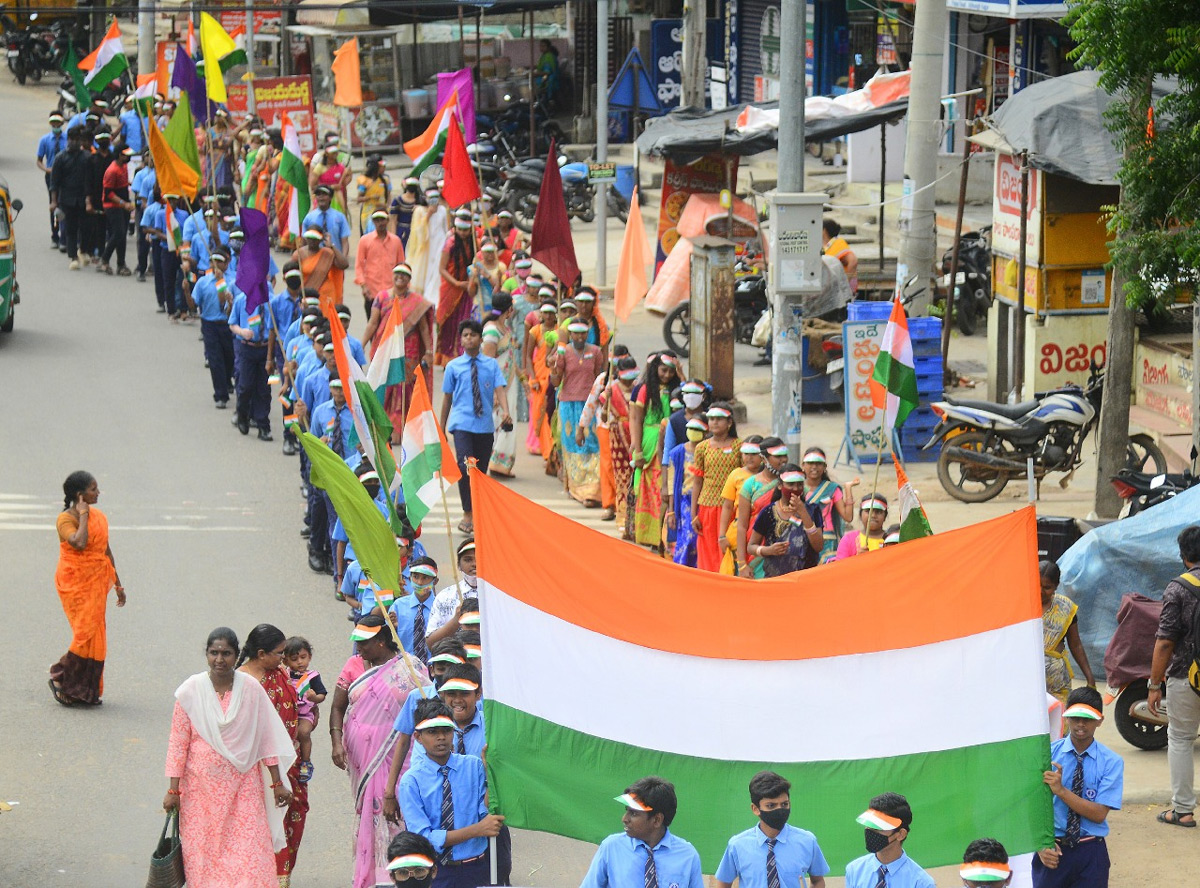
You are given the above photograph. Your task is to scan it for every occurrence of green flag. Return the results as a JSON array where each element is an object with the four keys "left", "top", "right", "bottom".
[
  {"left": 299, "top": 431, "right": 401, "bottom": 597},
  {"left": 165, "top": 91, "right": 203, "bottom": 176},
  {"left": 64, "top": 41, "right": 91, "bottom": 109},
  {"left": 354, "top": 381, "right": 403, "bottom": 532}
]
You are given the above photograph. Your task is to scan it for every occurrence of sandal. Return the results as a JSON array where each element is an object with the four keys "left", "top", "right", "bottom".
[
  {"left": 297, "top": 760, "right": 314, "bottom": 783},
  {"left": 48, "top": 679, "right": 74, "bottom": 706},
  {"left": 117, "top": 266, "right": 132, "bottom": 277},
  {"left": 1158, "top": 809, "right": 1197, "bottom": 827},
  {"left": 457, "top": 519, "right": 474, "bottom": 534}
]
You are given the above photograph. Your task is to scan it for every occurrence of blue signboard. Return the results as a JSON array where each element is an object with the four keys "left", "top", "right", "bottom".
[{"left": 650, "top": 18, "right": 729, "bottom": 112}]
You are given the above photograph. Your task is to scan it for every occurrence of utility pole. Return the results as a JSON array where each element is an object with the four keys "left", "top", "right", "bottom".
[
  {"left": 895, "top": 0, "right": 948, "bottom": 314},
  {"left": 595, "top": 0, "right": 609, "bottom": 287},
  {"left": 681, "top": 0, "right": 707, "bottom": 108},
  {"left": 245, "top": 0, "right": 256, "bottom": 114},
  {"left": 138, "top": 0, "right": 155, "bottom": 78}
]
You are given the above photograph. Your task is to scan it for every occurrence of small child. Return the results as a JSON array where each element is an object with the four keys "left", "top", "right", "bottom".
[
  {"left": 284, "top": 636, "right": 328, "bottom": 783},
  {"left": 961, "top": 837, "right": 1013, "bottom": 887}
]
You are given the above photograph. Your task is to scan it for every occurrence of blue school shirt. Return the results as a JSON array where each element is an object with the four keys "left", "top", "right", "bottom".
[
  {"left": 229, "top": 293, "right": 272, "bottom": 343},
  {"left": 228, "top": 248, "right": 278, "bottom": 281},
  {"left": 1048, "top": 737, "right": 1123, "bottom": 838},
  {"left": 66, "top": 111, "right": 89, "bottom": 132},
  {"left": 398, "top": 752, "right": 489, "bottom": 861},
  {"left": 182, "top": 209, "right": 207, "bottom": 244},
  {"left": 38, "top": 130, "right": 67, "bottom": 168},
  {"left": 346, "top": 334, "right": 367, "bottom": 367},
  {"left": 341, "top": 559, "right": 378, "bottom": 611},
  {"left": 393, "top": 683, "right": 438, "bottom": 734},
  {"left": 118, "top": 110, "right": 145, "bottom": 153},
  {"left": 844, "top": 851, "right": 935, "bottom": 888},
  {"left": 131, "top": 166, "right": 156, "bottom": 203},
  {"left": 581, "top": 830, "right": 704, "bottom": 888},
  {"left": 715, "top": 824, "right": 830, "bottom": 888},
  {"left": 272, "top": 292, "right": 304, "bottom": 340},
  {"left": 298, "top": 366, "right": 333, "bottom": 415},
  {"left": 302, "top": 207, "right": 352, "bottom": 246},
  {"left": 190, "top": 273, "right": 239, "bottom": 323},
  {"left": 388, "top": 590, "right": 437, "bottom": 655},
  {"left": 191, "top": 228, "right": 231, "bottom": 272},
  {"left": 443, "top": 352, "right": 506, "bottom": 434},
  {"left": 332, "top": 494, "right": 389, "bottom": 563}
]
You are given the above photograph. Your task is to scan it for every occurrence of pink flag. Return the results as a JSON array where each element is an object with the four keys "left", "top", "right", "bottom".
[{"left": 437, "top": 68, "right": 476, "bottom": 145}]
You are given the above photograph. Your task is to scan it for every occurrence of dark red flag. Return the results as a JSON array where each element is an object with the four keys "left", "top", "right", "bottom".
[
  {"left": 531, "top": 139, "right": 581, "bottom": 289},
  {"left": 441, "top": 117, "right": 481, "bottom": 209}
]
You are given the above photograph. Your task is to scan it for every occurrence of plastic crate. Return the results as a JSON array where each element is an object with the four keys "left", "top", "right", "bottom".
[
  {"left": 903, "top": 407, "right": 939, "bottom": 433},
  {"left": 847, "top": 301, "right": 893, "bottom": 322},
  {"left": 915, "top": 354, "right": 943, "bottom": 375},
  {"left": 907, "top": 317, "right": 942, "bottom": 341},
  {"left": 899, "top": 444, "right": 939, "bottom": 463},
  {"left": 917, "top": 375, "right": 944, "bottom": 398},
  {"left": 912, "top": 338, "right": 942, "bottom": 357}
]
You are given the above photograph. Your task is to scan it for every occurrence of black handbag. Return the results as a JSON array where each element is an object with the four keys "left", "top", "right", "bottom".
[{"left": 145, "top": 812, "right": 186, "bottom": 888}]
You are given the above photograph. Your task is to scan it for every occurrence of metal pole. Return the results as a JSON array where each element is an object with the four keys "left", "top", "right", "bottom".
[
  {"left": 138, "top": 0, "right": 155, "bottom": 78},
  {"left": 681, "top": 0, "right": 707, "bottom": 108},
  {"left": 595, "top": 0, "right": 609, "bottom": 287},
  {"left": 896, "top": 0, "right": 948, "bottom": 313},
  {"left": 1013, "top": 149, "right": 1029, "bottom": 401},
  {"left": 941, "top": 125, "right": 973, "bottom": 371},
  {"left": 776, "top": 0, "right": 805, "bottom": 192},
  {"left": 245, "top": 0, "right": 256, "bottom": 115},
  {"left": 528, "top": 15, "right": 536, "bottom": 156},
  {"left": 878, "top": 124, "right": 885, "bottom": 268}
]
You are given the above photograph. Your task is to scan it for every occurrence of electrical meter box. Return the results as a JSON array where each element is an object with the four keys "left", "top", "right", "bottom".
[{"left": 771, "top": 194, "right": 825, "bottom": 295}]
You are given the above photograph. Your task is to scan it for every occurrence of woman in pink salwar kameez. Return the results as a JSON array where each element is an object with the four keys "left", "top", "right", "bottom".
[
  {"left": 330, "top": 615, "right": 429, "bottom": 888},
  {"left": 164, "top": 627, "right": 297, "bottom": 888}
]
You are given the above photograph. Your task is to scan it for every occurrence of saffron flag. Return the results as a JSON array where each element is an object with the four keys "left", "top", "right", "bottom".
[
  {"left": 400, "top": 373, "right": 461, "bottom": 529},
  {"left": 441, "top": 117, "right": 481, "bottom": 209},
  {"left": 895, "top": 456, "right": 934, "bottom": 542},
  {"left": 530, "top": 139, "right": 580, "bottom": 288},
  {"left": 79, "top": 20, "right": 128, "bottom": 90},
  {"left": 171, "top": 45, "right": 209, "bottom": 126},
  {"left": 436, "top": 68, "right": 476, "bottom": 146},
  {"left": 474, "top": 470, "right": 1053, "bottom": 872},
  {"left": 164, "top": 90, "right": 202, "bottom": 176},
  {"left": 199, "top": 12, "right": 242, "bottom": 103},
  {"left": 147, "top": 116, "right": 200, "bottom": 200},
  {"left": 331, "top": 38, "right": 363, "bottom": 107},
  {"left": 869, "top": 297, "right": 919, "bottom": 429},
  {"left": 298, "top": 432, "right": 400, "bottom": 596},
  {"left": 403, "top": 90, "right": 460, "bottom": 177},
  {"left": 365, "top": 306, "right": 407, "bottom": 401},
  {"left": 279, "top": 113, "right": 310, "bottom": 241},
  {"left": 613, "top": 187, "right": 650, "bottom": 322}
]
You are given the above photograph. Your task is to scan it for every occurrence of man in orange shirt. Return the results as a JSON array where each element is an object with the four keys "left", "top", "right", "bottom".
[{"left": 354, "top": 209, "right": 404, "bottom": 317}]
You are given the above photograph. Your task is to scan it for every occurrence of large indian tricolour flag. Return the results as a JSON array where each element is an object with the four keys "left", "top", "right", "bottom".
[{"left": 473, "top": 469, "right": 1054, "bottom": 873}]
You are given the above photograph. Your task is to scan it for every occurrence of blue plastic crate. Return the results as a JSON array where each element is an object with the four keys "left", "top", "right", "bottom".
[
  {"left": 904, "top": 407, "right": 939, "bottom": 433},
  {"left": 912, "top": 338, "right": 942, "bottom": 357},
  {"left": 908, "top": 317, "right": 942, "bottom": 341},
  {"left": 847, "top": 301, "right": 893, "bottom": 322},
  {"left": 915, "top": 354, "right": 943, "bottom": 375}
]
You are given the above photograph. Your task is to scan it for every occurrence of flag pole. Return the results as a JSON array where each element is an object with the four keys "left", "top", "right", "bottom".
[
  {"left": 438, "top": 478, "right": 463, "bottom": 601},
  {"left": 864, "top": 425, "right": 888, "bottom": 548}
]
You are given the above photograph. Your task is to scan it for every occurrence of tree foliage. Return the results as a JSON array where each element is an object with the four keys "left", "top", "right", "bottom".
[{"left": 1067, "top": 1, "right": 1200, "bottom": 314}]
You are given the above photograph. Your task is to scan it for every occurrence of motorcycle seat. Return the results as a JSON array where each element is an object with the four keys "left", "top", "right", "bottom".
[{"left": 945, "top": 397, "right": 1038, "bottom": 419}]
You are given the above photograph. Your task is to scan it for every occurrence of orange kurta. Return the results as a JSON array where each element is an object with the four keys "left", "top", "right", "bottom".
[{"left": 50, "top": 508, "right": 116, "bottom": 703}]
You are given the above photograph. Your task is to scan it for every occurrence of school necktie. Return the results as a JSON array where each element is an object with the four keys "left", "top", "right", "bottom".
[
  {"left": 412, "top": 602, "right": 428, "bottom": 663},
  {"left": 874, "top": 864, "right": 887, "bottom": 888},
  {"left": 766, "top": 837, "right": 780, "bottom": 888},
  {"left": 456, "top": 728, "right": 467, "bottom": 755},
  {"left": 331, "top": 409, "right": 345, "bottom": 457},
  {"left": 470, "top": 356, "right": 484, "bottom": 417},
  {"left": 439, "top": 764, "right": 454, "bottom": 862},
  {"left": 1063, "top": 751, "right": 1086, "bottom": 847},
  {"left": 644, "top": 845, "right": 658, "bottom": 888}
]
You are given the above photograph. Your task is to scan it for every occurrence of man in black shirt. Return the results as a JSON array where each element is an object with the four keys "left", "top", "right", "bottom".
[
  {"left": 49, "top": 130, "right": 90, "bottom": 268},
  {"left": 83, "top": 132, "right": 113, "bottom": 266}
]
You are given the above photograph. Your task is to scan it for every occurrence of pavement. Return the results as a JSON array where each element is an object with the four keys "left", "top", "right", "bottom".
[{"left": 0, "top": 71, "right": 1194, "bottom": 888}]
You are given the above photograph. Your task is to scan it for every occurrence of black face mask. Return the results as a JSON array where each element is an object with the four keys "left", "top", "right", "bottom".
[
  {"left": 864, "top": 829, "right": 894, "bottom": 854},
  {"left": 392, "top": 874, "right": 432, "bottom": 888},
  {"left": 759, "top": 807, "right": 790, "bottom": 831}
]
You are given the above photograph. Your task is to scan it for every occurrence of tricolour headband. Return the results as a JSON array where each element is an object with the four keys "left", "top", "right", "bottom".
[
  {"left": 1062, "top": 703, "right": 1102, "bottom": 720},
  {"left": 856, "top": 809, "right": 903, "bottom": 830},
  {"left": 960, "top": 862, "right": 1011, "bottom": 882},
  {"left": 388, "top": 854, "right": 435, "bottom": 871},
  {"left": 614, "top": 792, "right": 652, "bottom": 811},
  {"left": 439, "top": 678, "right": 479, "bottom": 693},
  {"left": 349, "top": 623, "right": 383, "bottom": 642},
  {"left": 414, "top": 716, "right": 456, "bottom": 731}
]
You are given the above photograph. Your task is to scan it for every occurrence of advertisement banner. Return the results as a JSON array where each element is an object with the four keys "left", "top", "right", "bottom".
[
  {"left": 649, "top": 18, "right": 727, "bottom": 112},
  {"left": 226, "top": 76, "right": 318, "bottom": 155},
  {"left": 218, "top": 9, "right": 282, "bottom": 35},
  {"left": 991, "top": 152, "right": 1041, "bottom": 263},
  {"left": 655, "top": 153, "right": 738, "bottom": 273}
]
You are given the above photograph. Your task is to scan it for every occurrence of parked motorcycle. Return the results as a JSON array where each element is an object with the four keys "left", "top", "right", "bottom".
[
  {"left": 3, "top": 9, "right": 31, "bottom": 85},
  {"left": 477, "top": 93, "right": 563, "bottom": 157},
  {"left": 497, "top": 154, "right": 627, "bottom": 233},
  {"left": 922, "top": 365, "right": 1168, "bottom": 502},
  {"left": 938, "top": 225, "right": 992, "bottom": 336},
  {"left": 661, "top": 273, "right": 770, "bottom": 359},
  {"left": 24, "top": 15, "right": 71, "bottom": 82},
  {"left": 1103, "top": 593, "right": 1168, "bottom": 750},
  {"left": 1111, "top": 446, "right": 1200, "bottom": 517}
]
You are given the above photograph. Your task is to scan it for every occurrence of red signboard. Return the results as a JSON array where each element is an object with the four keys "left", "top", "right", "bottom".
[
  {"left": 227, "top": 76, "right": 318, "bottom": 156},
  {"left": 218, "top": 9, "right": 282, "bottom": 34},
  {"left": 655, "top": 153, "right": 738, "bottom": 273}
]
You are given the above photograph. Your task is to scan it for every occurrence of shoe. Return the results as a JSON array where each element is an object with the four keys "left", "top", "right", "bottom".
[
  {"left": 79, "top": 255, "right": 89, "bottom": 266},
  {"left": 282, "top": 440, "right": 297, "bottom": 456},
  {"left": 215, "top": 400, "right": 228, "bottom": 409},
  {"left": 117, "top": 266, "right": 132, "bottom": 277},
  {"left": 51, "top": 238, "right": 59, "bottom": 248},
  {"left": 300, "top": 526, "right": 311, "bottom": 538},
  {"left": 58, "top": 245, "right": 67, "bottom": 254},
  {"left": 136, "top": 272, "right": 146, "bottom": 282},
  {"left": 68, "top": 260, "right": 80, "bottom": 271},
  {"left": 323, "top": 556, "right": 334, "bottom": 575},
  {"left": 257, "top": 429, "right": 274, "bottom": 442},
  {"left": 237, "top": 417, "right": 250, "bottom": 435},
  {"left": 307, "top": 551, "right": 326, "bottom": 573},
  {"left": 297, "top": 760, "right": 314, "bottom": 784},
  {"left": 753, "top": 356, "right": 772, "bottom": 367},
  {"left": 97, "top": 263, "right": 112, "bottom": 274},
  {"left": 600, "top": 508, "right": 616, "bottom": 521},
  {"left": 156, "top": 305, "right": 167, "bottom": 313}
]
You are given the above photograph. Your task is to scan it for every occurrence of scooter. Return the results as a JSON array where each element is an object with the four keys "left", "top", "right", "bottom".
[
  {"left": 1103, "top": 593, "right": 1168, "bottom": 750},
  {"left": 497, "top": 154, "right": 627, "bottom": 233},
  {"left": 1110, "top": 445, "right": 1200, "bottom": 517}
]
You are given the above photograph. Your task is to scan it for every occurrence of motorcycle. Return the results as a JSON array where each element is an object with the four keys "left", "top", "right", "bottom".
[
  {"left": 3, "top": 12, "right": 30, "bottom": 85},
  {"left": 938, "top": 225, "right": 992, "bottom": 336},
  {"left": 24, "top": 15, "right": 70, "bottom": 81},
  {"left": 1111, "top": 446, "right": 1200, "bottom": 517},
  {"left": 497, "top": 154, "right": 628, "bottom": 233},
  {"left": 922, "top": 365, "right": 1168, "bottom": 502},
  {"left": 477, "top": 93, "right": 563, "bottom": 157},
  {"left": 1103, "top": 593, "right": 1168, "bottom": 750},
  {"left": 661, "top": 273, "right": 770, "bottom": 359}
]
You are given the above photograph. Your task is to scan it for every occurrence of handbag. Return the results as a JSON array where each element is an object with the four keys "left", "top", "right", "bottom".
[
  {"left": 751, "top": 307, "right": 772, "bottom": 347},
  {"left": 145, "top": 812, "right": 186, "bottom": 888}
]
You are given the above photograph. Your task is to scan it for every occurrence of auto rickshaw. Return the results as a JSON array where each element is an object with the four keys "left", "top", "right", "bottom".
[{"left": 0, "top": 175, "right": 23, "bottom": 333}]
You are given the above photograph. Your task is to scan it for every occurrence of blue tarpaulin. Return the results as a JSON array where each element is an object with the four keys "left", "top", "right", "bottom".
[{"left": 1057, "top": 484, "right": 1200, "bottom": 681}]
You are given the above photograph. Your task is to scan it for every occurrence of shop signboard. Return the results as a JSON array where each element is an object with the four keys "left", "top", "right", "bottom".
[
  {"left": 754, "top": 1, "right": 813, "bottom": 100},
  {"left": 946, "top": 0, "right": 1069, "bottom": 17},
  {"left": 840, "top": 319, "right": 894, "bottom": 469},
  {"left": 991, "top": 152, "right": 1041, "bottom": 263},
  {"left": 226, "top": 76, "right": 317, "bottom": 155},
  {"left": 655, "top": 153, "right": 738, "bottom": 273},
  {"left": 649, "top": 18, "right": 727, "bottom": 111}
]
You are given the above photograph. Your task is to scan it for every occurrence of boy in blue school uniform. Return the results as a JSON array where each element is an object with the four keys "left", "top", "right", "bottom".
[
  {"left": 581, "top": 776, "right": 704, "bottom": 888},
  {"left": 190, "top": 246, "right": 238, "bottom": 408},
  {"left": 228, "top": 278, "right": 274, "bottom": 441},
  {"left": 1033, "top": 687, "right": 1123, "bottom": 888},
  {"left": 715, "top": 771, "right": 830, "bottom": 888},
  {"left": 960, "top": 837, "right": 1014, "bottom": 887},
  {"left": 389, "top": 556, "right": 440, "bottom": 662},
  {"left": 844, "top": 793, "right": 935, "bottom": 888},
  {"left": 397, "top": 698, "right": 505, "bottom": 888}
]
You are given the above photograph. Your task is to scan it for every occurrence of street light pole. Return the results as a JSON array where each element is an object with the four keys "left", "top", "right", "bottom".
[
  {"left": 595, "top": 0, "right": 609, "bottom": 287},
  {"left": 681, "top": 0, "right": 707, "bottom": 108},
  {"left": 138, "top": 0, "right": 155, "bottom": 78}
]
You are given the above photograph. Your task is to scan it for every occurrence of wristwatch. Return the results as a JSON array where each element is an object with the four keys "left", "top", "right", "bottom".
[{"left": 1148, "top": 681, "right": 1163, "bottom": 691}]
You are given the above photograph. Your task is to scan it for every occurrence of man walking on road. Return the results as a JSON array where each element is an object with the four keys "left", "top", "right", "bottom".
[
  {"left": 36, "top": 111, "right": 68, "bottom": 249},
  {"left": 49, "top": 129, "right": 89, "bottom": 269},
  {"left": 1148, "top": 525, "right": 1200, "bottom": 828},
  {"left": 98, "top": 148, "right": 135, "bottom": 276},
  {"left": 190, "top": 246, "right": 237, "bottom": 408},
  {"left": 229, "top": 274, "right": 275, "bottom": 442}
]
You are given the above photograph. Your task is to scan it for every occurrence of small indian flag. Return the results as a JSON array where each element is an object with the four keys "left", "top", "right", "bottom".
[
  {"left": 132, "top": 73, "right": 156, "bottom": 114},
  {"left": 895, "top": 456, "right": 933, "bottom": 542},
  {"left": 279, "top": 113, "right": 310, "bottom": 240},
  {"left": 403, "top": 90, "right": 460, "bottom": 176},
  {"left": 365, "top": 304, "right": 406, "bottom": 401},
  {"left": 79, "top": 21, "right": 129, "bottom": 90},
  {"left": 283, "top": 414, "right": 298, "bottom": 429},
  {"left": 164, "top": 200, "right": 183, "bottom": 253},
  {"left": 248, "top": 311, "right": 263, "bottom": 329},
  {"left": 377, "top": 588, "right": 397, "bottom": 608},
  {"left": 869, "top": 298, "right": 919, "bottom": 429},
  {"left": 399, "top": 372, "right": 461, "bottom": 529}
]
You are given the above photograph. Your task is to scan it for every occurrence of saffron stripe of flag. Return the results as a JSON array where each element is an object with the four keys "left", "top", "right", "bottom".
[
  {"left": 403, "top": 90, "right": 459, "bottom": 176},
  {"left": 473, "top": 469, "right": 1052, "bottom": 873},
  {"left": 80, "top": 21, "right": 129, "bottom": 89}
]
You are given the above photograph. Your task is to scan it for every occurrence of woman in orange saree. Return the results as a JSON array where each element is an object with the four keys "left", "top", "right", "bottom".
[
  {"left": 49, "top": 471, "right": 124, "bottom": 706},
  {"left": 523, "top": 303, "right": 560, "bottom": 463},
  {"left": 362, "top": 265, "right": 435, "bottom": 438}
]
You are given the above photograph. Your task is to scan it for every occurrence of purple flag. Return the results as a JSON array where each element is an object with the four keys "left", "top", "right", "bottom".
[
  {"left": 236, "top": 208, "right": 271, "bottom": 313},
  {"left": 171, "top": 45, "right": 209, "bottom": 125},
  {"left": 437, "top": 68, "right": 476, "bottom": 145}
]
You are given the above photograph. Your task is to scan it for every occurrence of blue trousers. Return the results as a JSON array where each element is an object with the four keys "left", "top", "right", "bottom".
[
  {"left": 201, "top": 320, "right": 234, "bottom": 403},
  {"left": 1032, "top": 838, "right": 1109, "bottom": 888},
  {"left": 432, "top": 855, "right": 493, "bottom": 888},
  {"left": 234, "top": 340, "right": 271, "bottom": 431}
]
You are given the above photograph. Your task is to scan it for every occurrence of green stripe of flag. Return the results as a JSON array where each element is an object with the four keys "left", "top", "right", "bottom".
[
  {"left": 218, "top": 48, "right": 249, "bottom": 74},
  {"left": 484, "top": 700, "right": 1053, "bottom": 875},
  {"left": 872, "top": 351, "right": 920, "bottom": 427},
  {"left": 412, "top": 128, "right": 449, "bottom": 177}
]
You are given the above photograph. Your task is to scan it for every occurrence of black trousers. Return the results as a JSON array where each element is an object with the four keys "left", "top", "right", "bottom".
[
  {"left": 135, "top": 217, "right": 151, "bottom": 275},
  {"left": 60, "top": 206, "right": 84, "bottom": 260},
  {"left": 451, "top": 430, "right": 494, "bottom": 513},
  {"left": 234, "top": 340, "right": 271, "bottom": 431},
  {"left": 83, "top": 210, "right": 104, "bottom": 257},
  {"left": 102, "top": 207, "right": 129, "bottom": 267},
  {"left": 201, "top": 320, "right": 235, "bottom": 403}
]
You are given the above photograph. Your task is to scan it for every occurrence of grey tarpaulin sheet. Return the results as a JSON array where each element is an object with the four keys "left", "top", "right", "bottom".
[
  {"left": 987, "top": 70, "right": 1178, "bottom": 185},
  {"left": 1056, "top": 483, "right": 1200, "bottom": 681}
]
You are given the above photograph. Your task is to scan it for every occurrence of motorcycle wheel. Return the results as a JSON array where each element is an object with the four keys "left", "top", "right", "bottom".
[
  {"left": 510, "top": 192, "right": 537, "bottom": 234},
  {"left": 1125, "top": 433, "right": 1167, "bottom": 476},
  {"left": 936, "top": 430, "right": 1012, "bottom": 502},
  {"left": 29, "top": 63, "right": 42, "bottom": 82},
  {"left": 663, "top": 303, "right": 691, "bottom": 358},
  {"left": 608, "top": 190, "right": 630, "bottom": 224},
  {"left": 1114, "top": 679, "right": 1168, "bottom": 750},
  {"left": 954, "top": 286, "right": 978, "bottom": 336},
  {"left": 576, "top": 199, "right": 594, "bottom": 224},
  {"left": 13, "top": 56, "right": 26, "bottom": 86}
]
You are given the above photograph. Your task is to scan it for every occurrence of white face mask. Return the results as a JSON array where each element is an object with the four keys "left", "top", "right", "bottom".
[
  {"left": 463, "top": 574, "right": 478, "bottom": 589},
  {"left": 682, "top": 392, "right": 704, "bottom": 409}
]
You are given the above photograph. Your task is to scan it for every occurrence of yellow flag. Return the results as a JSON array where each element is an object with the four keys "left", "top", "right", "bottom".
[{"left": 199, "top": 12, "right": 236, "bottom": 104}]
